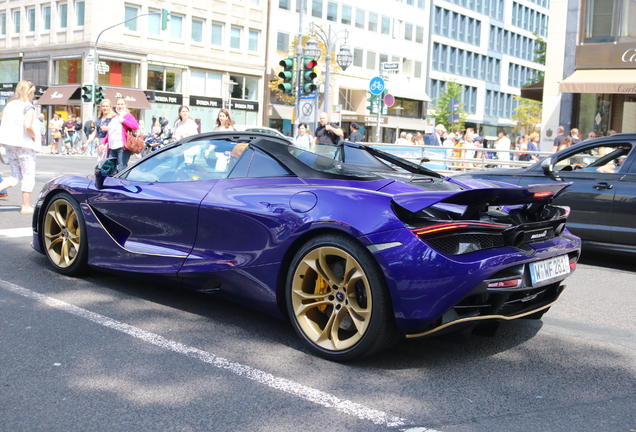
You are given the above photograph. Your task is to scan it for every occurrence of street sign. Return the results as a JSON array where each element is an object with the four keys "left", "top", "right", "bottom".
[
  {"left": 96, "top": 62, "right": 110, "bottom": 75},
  {"left": 86, "top": 54, "right": 95, "bottom": 64},
  {"left": 382, "top": 62, "right": 399, "bottom": 70},
  {"left": 369, "top": 76, "right": 385, "bottom": 95},
  {"left": 384, "top": 93, "right": 395, "bottom": 107}
]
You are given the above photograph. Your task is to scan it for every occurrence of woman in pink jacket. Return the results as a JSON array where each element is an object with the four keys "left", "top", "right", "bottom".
[{"left": 104, "top": 97, "right": 139, "bottom": 172}]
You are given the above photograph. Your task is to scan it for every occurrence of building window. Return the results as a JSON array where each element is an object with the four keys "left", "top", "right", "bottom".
[
  {"left": 379, "top": 53, "right": 389, "bottom": 64},
  {"left": 147, "top": 65, "right": 182, "bottom": 92},
  {"left": 341, "top": 5, "right": 351, "bottom": 25},
  {"left": 368, "top": 13, "right": 378, "bottom": 32},
  {"left": 414, "top": 60, "right": 422, "bottom": 78},
  {"left": 211, "top": 22, "right": 223, "bottom": 46},
  {"left": 171, "top": 14, "right": 183, "bottom": 39},
  {"left": 54, "top": 59, "right": 82, "bottom": 84},
  {"left": 229, "top": 74, "right": 258, "bottom": 100},
  {"left": 248, "top": 29, "right": 259, "bottom": 51},
  {"left": 59, "top": 4, "right": 67, "bottom": 29},
  {"left": 355, "top": 9, "right": 365, "bottom": 29},
  {"left": 124, "top": 5, "right": 138, "bottom": 32},
  {"left": 327, "top": 2, "right": 337, "bottom": 21},
  {"left": 415, "top": 26, "right": 424, "bottom": 43},
  {"left": 96, "top": 60, "right": 138, "bottom": 88},
  {"left": 13, "top": 10, "right": 20, "bottom": 34},
  {"left": 230, "top": 26, "right": 241, "bottom": 49},
  {"left": 76, "top": 1, "right": 84, "bottom": 26},
  {"left": 584, "top": 0, "right": 635, "bottom": 42},
  {"left": 353, "top": 48, "right": 363, "bottom": 67},
  {"left": 191, "top": 18, "right": 203, "bottom": 42},
  {"left": 366, "top": 51, "right": 376, "bottom": 70},
  {"left": 27, "top": 8, "right": 36, "bottom": 32},
  {"left": 190, "top": 70, "right": 223, "bottom": 97},
  {"left": 23, "top": 61, "right": 48, "bottom": 85},
  {"left": 296, "top": 0, "right": 308, "bottom": 14},
  {"left": 279, "top": 0, "right": 291, "bottom": 10},
  {"left": 277, "top": 32, "right": 290, "bottom": 52},
  {"left": 0, "top": 13, "right": 5, "bottom": 36},
  {"left": 381, "top": 16, "right": 390, "bottom": 35},
  {"left": 148, "top": 9, "right": 160, "bottom": 36},
  {"left": 404, "top": 23, "right": 413, "bottom": 41},
  {"left": 42, "top": 6, "right": 51, "bottom": 31},
  {"left": 312, "top": 0, "right": 322, "bottom": 18}
]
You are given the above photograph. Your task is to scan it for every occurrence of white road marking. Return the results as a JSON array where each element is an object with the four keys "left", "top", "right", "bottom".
[
  {"left": 0, "top": 280, "right": 434, "bottom": 430},
  {"left": 0, "top": 227, "right": 33, "bottom": 238}
]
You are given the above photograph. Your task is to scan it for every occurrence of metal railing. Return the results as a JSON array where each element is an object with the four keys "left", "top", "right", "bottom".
[{"left": 367, "top": 142, "right": 553, "bottom": 174}]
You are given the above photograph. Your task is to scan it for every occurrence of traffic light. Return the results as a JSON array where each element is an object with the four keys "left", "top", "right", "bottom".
[
  {"left": 94, "top": 85, "right": 105, "bottom": 104},
  {"left": 300, "top": 57, "right": 318, "bottom": 95},
  {"left": 161, "top": 9, "right": 171, "bottom": 30},
  {"left": 278, "top": 57, "right": 295, "bottom": 95},
  {"left": 366, "top": 92, "right": 378, "bottom": 114},
  {"left": 81, "top": 84, "right": 93, "bottom": 104}
]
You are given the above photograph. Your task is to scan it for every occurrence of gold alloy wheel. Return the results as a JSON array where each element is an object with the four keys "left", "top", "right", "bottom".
[
  {"left": 43, "top": 198, "right": 81, "bottom": 269},
  {"left": 290, "top": 246, "right": 373, "bottom": 351}
]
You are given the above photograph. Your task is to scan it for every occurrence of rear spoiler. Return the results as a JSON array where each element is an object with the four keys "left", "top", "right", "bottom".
[{"left": 392, "top": 183, "right": 571, "bottom": 214}]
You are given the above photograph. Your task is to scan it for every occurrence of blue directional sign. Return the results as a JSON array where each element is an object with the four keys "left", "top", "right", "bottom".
[{"left": 369, "top": 76, "right": 385, "bottom": 95}]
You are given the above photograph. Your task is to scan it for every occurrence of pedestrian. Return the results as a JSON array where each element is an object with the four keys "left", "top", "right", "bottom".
[
  {"left": 395, "top": 131, "right": 409, "bottom": 145},
  {"left": 63, "top": 115, "right": 76, "bottom": 155},
  {"left": 49, "top": 112, "right": 63, "bottom": 155},
  {"left": 347, "top": 122, "right": 362, "bottom": 143},
  {"left": 294, "top": 123, "right": 312, "bottom": 150},
  {"left": 527, "top": 132, "right": 541, "bottom": 162},
  {"left": 0, "top": 80, "right": 40, "bottom": 213},
  {"left": 174, "top": 105, "right": 199, "bottom": 140},
  {"left": 104, "top": 97, "right": 139, "bottom": 172},
  {"left": 87, "top": 99, "right": 116, "bottom": 161},
  {"left": 215, "top": 108, "right": 236, "bottom": 131},
  {"left": 585, "top": 131, "right": 597, "bottom": 141},
  {"left": 311, "top": 111, "right": 344, "bottom": 146},
  {"left": 83, "top": 120, "right": 96, "bottom": 155},
  {"left": 551, "top": 125, "right": 566, "bottom": 152},
  {"left": 427, "top": 124, "right": 446, "bottom": 146},
  {"left": 38, "top": 113, "right": 46, "bottom": 149},
  {"left": 73, "top": 116, "right": 84, "bottom": 154},
  {"left": 414, "top": 131, "right": 424, "bottom": 146},
  {"left": 569, "top": 128, "right": 581, "bottom": 145},
  {"left": 517, "top": 135, "right": 530, "bottom": 161},
  {"left": 494, "top": 130, "right": 511, "bottom": 167},
  {"left": 151, "top": 120, "right": 161, "bottom": 136}
]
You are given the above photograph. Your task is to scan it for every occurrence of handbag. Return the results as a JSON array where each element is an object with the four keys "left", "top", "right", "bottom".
[
  {"left": 124, "top": 129, "right": 144, "bottom": 154},
  {"left": 53, "top": 131, "right": 62, "bottom": 139}
]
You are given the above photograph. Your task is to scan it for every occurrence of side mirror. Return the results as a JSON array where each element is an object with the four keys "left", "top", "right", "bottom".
[
  {"left": 540, "top": 157, "right": 554, "bottom": 175},
  {"left": 94, "top": 158, "right": 117, "bottom": 190}
]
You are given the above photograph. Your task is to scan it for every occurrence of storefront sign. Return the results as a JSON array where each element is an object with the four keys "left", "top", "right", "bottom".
[
  {"left": 231, "top": 100, "right": 259, "bottom": 111},
  {"left": 153, "top": 91, "right": 183, "bottom": 105},
  {"left": 576, "top": 43, "right": 636, "bottom": 69},
  {"left": 190, "top": 96, "right": 223, "bottom": 108}
]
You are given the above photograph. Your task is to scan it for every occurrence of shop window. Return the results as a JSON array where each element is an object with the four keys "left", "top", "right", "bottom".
[
  {"left": 147, "top": 65, "right": 182, "bottom": 92},
  {"left": 55, "top": 59, "right": 82, "bottom": 84},
  {"left": 229, "top": 75, "right": 258, "bottom": 100},
  {"left": 124, "top": 5, "right": 138, "bottom": 32},
  {"left": 96, "top": 60, "right": 138, "bottom": 88},
  {"left": 0, "top": 59, "right": 20, "bottom": 82},
  {"left": 190, "top": 70, "right": 223, "bottom": 97},
  {"left": 394, "top": 97, "right": 421, "bottom": 118}
]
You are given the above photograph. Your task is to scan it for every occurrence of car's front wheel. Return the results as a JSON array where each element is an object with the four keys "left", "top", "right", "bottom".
[
  {"left": 42, "top": 192, "right": 88, "bottom": 276},
  {"left": 286, "top": 234, "right": 399, "bottom": 361}
]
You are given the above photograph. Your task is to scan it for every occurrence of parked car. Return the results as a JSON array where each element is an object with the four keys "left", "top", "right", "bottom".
[
  {"left": 453, "top": 133, "right": 636, "bottom": 254},
  {"left": 234, "top": 125, "right": 294, "bottom": 142},
  {"left": 31, "top": 131, "right": 580, "bottom": 361}
]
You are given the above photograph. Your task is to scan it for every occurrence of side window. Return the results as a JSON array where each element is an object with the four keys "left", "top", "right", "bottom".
[
  {"left": 559, "top": 143, "right": 633, "bottom": 174},
  {"left": 246, "top": 149, "right": 294, "bottom": 178},
  {"left": 123, "top": 140, "right": 242, "bottom": 182}
]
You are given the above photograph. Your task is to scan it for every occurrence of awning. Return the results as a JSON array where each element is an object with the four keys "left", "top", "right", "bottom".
[
  {"left": 559, "top": 69, "right": 636, "bottom": 94},
  {"left": 271, "top": 104, "right": 293, "bottom": 120},
  {"left": 36, "top": 85, "right": 79, "bottom": 105},
  {"left": 104, "top": 87, "right": 152, "bottom": 109},
  {"left": 520, "top": 80, "right": 544, "bottom": 102}
]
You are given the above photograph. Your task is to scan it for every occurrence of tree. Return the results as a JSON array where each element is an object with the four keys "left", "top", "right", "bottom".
[
  {"left": 428, "top": 80, "right": 468, "bottom": 133},
  {"left": 512, "top": 95, "right": 542, "bottom": 136},
  {"left": 268, "top": 31, "right": 342, "bottom": 106},
  {"left": 531, "top": 33, "right": 546, "bottom": 84}
]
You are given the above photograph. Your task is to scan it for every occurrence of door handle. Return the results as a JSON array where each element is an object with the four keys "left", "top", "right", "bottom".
[{"left": 593, "top": 182, "right": 613, "bottom": 190}]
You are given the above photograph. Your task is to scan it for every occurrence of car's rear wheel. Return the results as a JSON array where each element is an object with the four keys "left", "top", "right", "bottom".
[
  {"left": 286, "top": 234, "right": 399, "bottom": 361},
  {"left": 42, "top": 192, "right": 88, "bottom": 276}
]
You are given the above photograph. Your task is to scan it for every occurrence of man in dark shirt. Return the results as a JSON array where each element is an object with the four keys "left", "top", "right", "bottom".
[
  {"left": 551, "top": 125, "right": 565, "bottom": 152},
  {"left": 347, "top": 122, "right": 362, "bottom": 143},
  {"left": 312, "top": 112, "right": 344, "bottom": 146}
]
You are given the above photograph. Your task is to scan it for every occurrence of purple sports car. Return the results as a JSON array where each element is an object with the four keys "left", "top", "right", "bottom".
[{"left": 32, "top": 132, "right": 581, "bottom": 361}]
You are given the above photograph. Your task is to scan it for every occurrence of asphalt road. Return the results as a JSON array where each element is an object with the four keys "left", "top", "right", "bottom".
[{"left": 1, "top": 154, "right": 635, "bottom": 431}]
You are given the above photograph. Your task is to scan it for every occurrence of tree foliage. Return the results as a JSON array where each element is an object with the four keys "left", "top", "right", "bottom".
[
  {"left": 428, "top": 80, "right": 468, "bottom": 133},
  {"left": 530, "top": 33, "right": 546, "bottom": 84},
  {"left": 512, "top": 95, "right": 542, "bottom": 136}
]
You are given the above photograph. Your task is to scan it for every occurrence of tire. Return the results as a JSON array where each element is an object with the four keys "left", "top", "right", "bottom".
[
  {"left": 42, "top": 192, "right": 89, "bottom": 276},
  {"left": 286, "top": 234, "right": 399, "bottom": 361}
]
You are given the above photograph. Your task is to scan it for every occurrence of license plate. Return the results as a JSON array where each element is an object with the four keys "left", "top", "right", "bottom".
[{"left": 529, "top": 255, "right": 570, "bottom": 284}]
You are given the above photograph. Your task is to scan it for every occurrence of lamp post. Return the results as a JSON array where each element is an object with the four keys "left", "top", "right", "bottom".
[{"left": 304, "top": 23, "right": 353, "bottom": 116}]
